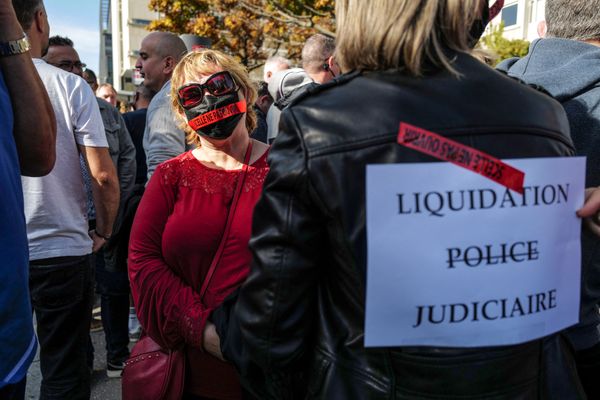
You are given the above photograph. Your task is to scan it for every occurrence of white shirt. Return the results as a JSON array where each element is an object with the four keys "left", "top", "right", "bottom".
[{"left": 22, "top": 59, "right": 107, "bottom": 260}]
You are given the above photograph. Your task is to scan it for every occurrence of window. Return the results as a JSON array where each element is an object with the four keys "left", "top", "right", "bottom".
[
  {"left": 501, "top": 4, "right": 519, "bottom": 27},
  {"left": 129, "top": 18, "right": 151, "bottom": 27}
]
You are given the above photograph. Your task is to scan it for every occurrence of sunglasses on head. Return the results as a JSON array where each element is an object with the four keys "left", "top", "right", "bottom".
[{"left": 177, "top": 71, "right": 238, "bottom": 109}]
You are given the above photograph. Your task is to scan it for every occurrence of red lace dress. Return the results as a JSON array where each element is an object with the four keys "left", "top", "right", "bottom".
[{"left": 128, "top": 149, "right": 269, "bottom": 399}]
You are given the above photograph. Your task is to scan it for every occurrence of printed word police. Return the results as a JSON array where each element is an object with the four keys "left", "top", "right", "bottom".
[
  {"left": 446, "top": 240, "right": 539, "bottom": 269},
  {"left": 397, "top": 184, "right": 569, "bottom": 217}
]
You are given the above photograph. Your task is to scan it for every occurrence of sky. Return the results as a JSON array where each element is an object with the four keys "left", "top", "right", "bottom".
[{"left": 44, "top": 0, "right": 101, "bottom": 73}]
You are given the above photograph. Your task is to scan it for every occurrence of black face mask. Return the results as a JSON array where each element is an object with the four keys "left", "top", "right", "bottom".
[{"left": 184, "top": 92, "right": 246, "bottom": 140}]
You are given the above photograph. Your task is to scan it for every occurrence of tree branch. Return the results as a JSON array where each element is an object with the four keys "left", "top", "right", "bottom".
[
  {"left": 266, "top": 0, "right": 313, "bottom": 21},
  {"left": 239, "top": 1, "right": 334, "bottom": 36},
  {"left": 298, "top": 2, "right": 332, "bottom": 17}
]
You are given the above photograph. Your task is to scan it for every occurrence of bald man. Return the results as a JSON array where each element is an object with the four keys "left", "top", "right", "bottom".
[{"left": 135, "top": 31, "right": 189, "bottom": 180}]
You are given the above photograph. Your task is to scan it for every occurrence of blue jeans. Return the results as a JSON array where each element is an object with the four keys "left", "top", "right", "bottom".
[{"left": 29, "top": 255, "right": 94, "bottom": 400}]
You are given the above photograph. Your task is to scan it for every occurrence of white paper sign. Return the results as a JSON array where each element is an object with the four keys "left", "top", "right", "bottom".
[{"left": 365, "top": 157, "right": 585, "bottom": 347}]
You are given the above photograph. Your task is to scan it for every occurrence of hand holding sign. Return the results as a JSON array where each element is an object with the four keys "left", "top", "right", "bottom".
[{"left": 577, "top": 187, "right": 600, "bottom": 237}]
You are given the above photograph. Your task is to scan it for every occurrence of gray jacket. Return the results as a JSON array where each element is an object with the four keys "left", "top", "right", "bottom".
[
  {"left": 499, "top": 38, "right": 600, "bottom": 351},
  {"left": 143, "top": 80, "right": 189, "bottom": 181},
  {"left": 266, "top": 68, "right": 314, "bottom": 143},
  {"left": 96, "top": 97, "right": 136, "bottom": 231}
]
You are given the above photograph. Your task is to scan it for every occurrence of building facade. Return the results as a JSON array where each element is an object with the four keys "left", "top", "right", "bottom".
[
  {"left": 99, "top": 0, "right": 156, "bottom": 95},
  {"left": 490, "top": 0, "right": 546, "bottom": 42}
]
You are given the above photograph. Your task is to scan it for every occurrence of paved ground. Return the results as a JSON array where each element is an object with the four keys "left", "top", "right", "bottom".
[{"left": 26, "top": 314, "right": 124, "bottom": 399}]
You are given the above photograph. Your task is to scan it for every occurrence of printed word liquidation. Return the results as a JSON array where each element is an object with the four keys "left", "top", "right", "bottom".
[{"left": 397, "top": 184, "right": 569, "bottom": 218}]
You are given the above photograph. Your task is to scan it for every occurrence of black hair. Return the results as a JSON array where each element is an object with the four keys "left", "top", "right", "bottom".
[
  {"left": 84, "top": 69, "right": 97, "bottom": 81},
  {"left": 48, "top": 35, "right": 74, "bottom": 47},
  {"left": 256, "top": 81, "right": 272, "bottom": 100},
  {"left": 12, "top": 0, "right": 44, "bottom": 30}
]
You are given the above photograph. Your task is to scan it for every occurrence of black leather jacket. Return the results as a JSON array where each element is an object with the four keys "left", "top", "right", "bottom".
[{"left": 214, "top": 53, "right": 585, "bottom": 399}]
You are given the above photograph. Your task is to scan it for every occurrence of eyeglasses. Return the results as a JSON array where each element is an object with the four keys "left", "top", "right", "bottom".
[
  {"left": 177, "top": 71, "right": 238, "bottom": 109},
  {"left": 53, "top": 61, "right": 87, "bottom": 72}
]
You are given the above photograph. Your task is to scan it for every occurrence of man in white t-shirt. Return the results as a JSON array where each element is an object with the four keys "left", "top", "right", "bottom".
[{"left": 13, "top": 0, "right": 119, "bottom": 398}]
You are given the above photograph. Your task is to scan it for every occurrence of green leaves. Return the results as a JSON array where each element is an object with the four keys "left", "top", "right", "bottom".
[{"left": 479, "top": 22, "right": 530, "bottom": 66}]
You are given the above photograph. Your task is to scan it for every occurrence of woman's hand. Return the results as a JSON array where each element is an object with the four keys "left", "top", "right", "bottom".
[
  {"left": 203, "top": 322, "right": 225, "bottom": 361},
  {"left": 577, "top": 187, "right": 600, "bottom": 237}
]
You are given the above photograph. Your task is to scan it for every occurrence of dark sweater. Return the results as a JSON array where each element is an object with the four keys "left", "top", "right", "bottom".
[
  {"left": 123, "top": 108, "right": 148, "bottom": 185},
  {"left": 499, "top": 38, "right": 600, "bottom": 351}
]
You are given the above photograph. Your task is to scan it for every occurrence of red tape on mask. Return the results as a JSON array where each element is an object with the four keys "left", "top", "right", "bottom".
[
  {"left": 397, "top": 122, "right": 524, "bottom": 194},
  {"left": 188, "top": 100, "right": 247, "bottom": 131}
]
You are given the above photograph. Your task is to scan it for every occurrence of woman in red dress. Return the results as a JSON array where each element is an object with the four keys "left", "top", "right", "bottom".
[{"left": 128, "top": 50, "right": 269, "bottom": 400}]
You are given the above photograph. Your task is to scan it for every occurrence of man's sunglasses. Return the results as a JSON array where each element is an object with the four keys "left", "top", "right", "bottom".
[{"left": 177, "top": 71, "right": 238, "bottom": 109}]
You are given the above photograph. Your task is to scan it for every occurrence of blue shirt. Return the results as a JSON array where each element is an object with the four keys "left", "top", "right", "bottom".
[{"left": 0, "top": 70, "right": 37, "bottom": 387}]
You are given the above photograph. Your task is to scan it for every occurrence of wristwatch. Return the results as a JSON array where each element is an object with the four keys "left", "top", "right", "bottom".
[{"left": 0, "top": 33, "right": 31, "bottom": 57}]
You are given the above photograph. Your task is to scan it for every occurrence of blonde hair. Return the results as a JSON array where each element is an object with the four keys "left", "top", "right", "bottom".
[
  {"left": 170, "top": 50, "right": 257, "bottom": 146},
  {"left": 335, "top": 0, "right": 484, "bottom": 76}
]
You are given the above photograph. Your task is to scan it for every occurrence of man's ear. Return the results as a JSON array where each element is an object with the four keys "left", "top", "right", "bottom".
[
  {"left": 537, "top": 21, "right": 547, "bottom": 38},
  {"left": 327, "top": 56, "right": 335, "bottom": 69},
  {"left": 257, "top": 94, "right": 271, "bottom": 107},
  {"left": 33, "top": 8, "right": 46, "bottom": 36},
  {"left": 164, "top": 56, "right": 177, "bottom": 75}
]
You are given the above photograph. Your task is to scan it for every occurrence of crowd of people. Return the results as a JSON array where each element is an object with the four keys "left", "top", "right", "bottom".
[{"left": 4, "top": 0, "right": 600, "bottom": 399}]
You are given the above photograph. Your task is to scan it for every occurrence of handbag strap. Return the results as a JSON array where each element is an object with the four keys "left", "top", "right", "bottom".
[{"left": 199, "top": 140, "right": 254, "bottom": 300}]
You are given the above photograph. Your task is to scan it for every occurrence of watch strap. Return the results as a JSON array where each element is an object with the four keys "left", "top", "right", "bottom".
[{"left": 0, "top": 33, "right": 31, "bottom": 57}]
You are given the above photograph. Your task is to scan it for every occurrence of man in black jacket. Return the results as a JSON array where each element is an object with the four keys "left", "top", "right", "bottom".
[{"left": 498, "top": 1, "right": 600, "bottom": 396}]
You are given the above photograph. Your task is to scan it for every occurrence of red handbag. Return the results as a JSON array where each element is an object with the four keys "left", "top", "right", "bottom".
[
  {"left": 121, "top": 335, "right": 185, "bottom": 400},
  {"left": 122, "top": 142, "right": 254, "bottom": 400}
]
